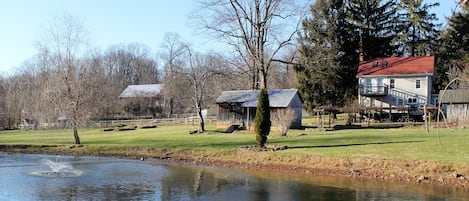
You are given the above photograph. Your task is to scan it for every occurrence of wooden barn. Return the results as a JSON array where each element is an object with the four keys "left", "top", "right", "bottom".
[
  {"left": 439, "top": 89, "right": 469, "bottom": 126},
  {"left": 118, "top": 84, "right": 164, "bottom": 118},
  {"left": 215, "top": 89, "right": 302, "bottom": 131}
]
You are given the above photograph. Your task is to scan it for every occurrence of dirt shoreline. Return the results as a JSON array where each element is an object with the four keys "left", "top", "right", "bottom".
[{"left": 1, "top": 144, "right": 468, "bottom": 188}]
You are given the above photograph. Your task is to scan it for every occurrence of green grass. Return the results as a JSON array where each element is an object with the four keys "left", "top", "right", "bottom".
[{"left": 1, "top": 124, "right": 468, "bottom": 163}]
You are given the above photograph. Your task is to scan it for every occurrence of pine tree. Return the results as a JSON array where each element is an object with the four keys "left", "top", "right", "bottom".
[
  {"left": 435, "top": 4, "right": 469, "bottom": 90},
  {"left": 347, "top": 0, "right": 399, "bottom": 61},
  {"left": 295, "top": 0, "right": 358, "bottom": 112},
  {"left": 396, "top": 0, "right": 441, "bottom": 56}
]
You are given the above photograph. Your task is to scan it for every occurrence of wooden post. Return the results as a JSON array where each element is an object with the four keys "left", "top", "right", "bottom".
[
  {"left": 380, "top": 98, "right": 383, "bottom": 122},
  {"left": 316, "top": 111, "right": 320, "bottom": 126},
  {"left": 367, "top": 110, "right": 370, "bottom": 127},
  {"left": 320, "top": 111, "right": 324, "bottom": 128},
  {"left": 428, "top": 111, "right": 432, "bottom": 128},
  {"left": 424, "top": 105, "right": 429, "bottom": 134}
]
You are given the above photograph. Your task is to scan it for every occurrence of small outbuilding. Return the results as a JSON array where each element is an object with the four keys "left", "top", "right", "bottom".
[
  {"left": 118, "top": 84, "right": 164, "bottom": 117},
  {"left": 439, "top": 88, "right": 469, "bottom": 126},
  {"left": 215, "top": 89, "right": 302, "bottom": 131},
  {"left": 118, "top": 84, "right": 164, "bottom": 98}
]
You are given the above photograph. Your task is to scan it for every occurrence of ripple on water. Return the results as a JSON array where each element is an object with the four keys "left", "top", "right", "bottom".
[{"left": 27, "top": 170, "right": 83, "bottom": 178}]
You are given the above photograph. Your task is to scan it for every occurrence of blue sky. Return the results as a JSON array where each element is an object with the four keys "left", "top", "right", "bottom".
[{"left": 0, "top": 0, "right": 459, "bottom": 75}]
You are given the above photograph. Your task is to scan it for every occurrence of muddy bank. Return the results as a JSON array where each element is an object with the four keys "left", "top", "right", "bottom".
[{"left": 1, "top": 144, "right": 468, "bottom": 188}]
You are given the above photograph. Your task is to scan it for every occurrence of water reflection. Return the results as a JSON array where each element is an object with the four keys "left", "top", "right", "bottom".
[{"left": 0, "top": 154, "right": 467, "bottom": 201}]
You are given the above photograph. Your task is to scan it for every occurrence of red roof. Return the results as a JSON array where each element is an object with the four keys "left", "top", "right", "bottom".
[{"left": 357, "top": 56, "right": 434, "bottom": 77}]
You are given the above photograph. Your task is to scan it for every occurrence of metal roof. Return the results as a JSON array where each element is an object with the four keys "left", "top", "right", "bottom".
[
  {"left": 118, "top": 84, "right": 163, "bottom": 98},
  {"left": 215, "top": 89, "right": 300, "bottom": 108},
  {"left": 439, "top": 89, "right": 469, "bottom": 104}
]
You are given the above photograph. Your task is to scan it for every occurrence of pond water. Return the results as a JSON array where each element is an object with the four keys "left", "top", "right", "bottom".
[{"left": 0, "top": 154, "right": 467, "bottom": 201}]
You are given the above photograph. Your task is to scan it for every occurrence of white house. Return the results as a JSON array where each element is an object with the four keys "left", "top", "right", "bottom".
[{"left": 356, "top": 56, "right": 435, "bottom": 111}]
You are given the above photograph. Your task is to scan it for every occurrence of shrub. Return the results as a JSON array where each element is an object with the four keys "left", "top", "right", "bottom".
[{"left": 272, "top": 108, "right": 298, "bottom": 136}]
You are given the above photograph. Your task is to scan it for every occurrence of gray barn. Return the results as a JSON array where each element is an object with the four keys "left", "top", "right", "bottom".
[
  {"left": 439, "top": 89, "right": 469, "bottom": 126},
  {"left": 118, "top": 84, "right": 164, "bottom": 118},
  {"left": 215, "top": 89, "right": 302, "bottom": 130}
]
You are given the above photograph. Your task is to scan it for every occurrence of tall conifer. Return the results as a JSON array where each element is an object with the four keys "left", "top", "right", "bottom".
[
  {"left": 347, "top": 0, "right": 398, "bottom": 61},
  {"left": 396, "top": 0, "right": 440, "bottom": 56},
  {"left": 254, "top": 88, "right": 271, "bottom": 147},
  {"left": 295, "top": 0, "right": 358, "bottom": 111}
]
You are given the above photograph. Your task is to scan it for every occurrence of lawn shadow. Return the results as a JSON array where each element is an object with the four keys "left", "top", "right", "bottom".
[
  {"left": 288, "top": 140, "right": 424, "bottom": 149},
  {"left": 302, "top": 126, "right": 319, "bottom": 129},
  {"left": 330, "top": 124, "right": 404, "bottom": 130}
]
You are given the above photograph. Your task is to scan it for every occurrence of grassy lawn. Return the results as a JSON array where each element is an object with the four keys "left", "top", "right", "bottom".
[{"left": 1, "top": 123, "right": 468, "bottom": 163}]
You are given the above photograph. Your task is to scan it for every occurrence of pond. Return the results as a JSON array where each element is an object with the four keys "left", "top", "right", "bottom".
[{"left": 0, "top": 154, "right": 467, "bottom": 201}]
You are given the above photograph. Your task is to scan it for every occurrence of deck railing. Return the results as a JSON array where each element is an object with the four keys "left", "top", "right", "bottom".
[{"left": 359, "top": 85, "right": 388, "bottom": 96}]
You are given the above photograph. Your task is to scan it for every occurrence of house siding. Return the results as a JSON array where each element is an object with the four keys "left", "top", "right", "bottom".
[
  {"left": 439, "top": 89, "right": 469, "bottom": 126},
  {"left": 287, "top": 97, "right": 303, "bottom": 128},
  {"left": 446, "top": 104, "right": 469, "bottom": 126}
]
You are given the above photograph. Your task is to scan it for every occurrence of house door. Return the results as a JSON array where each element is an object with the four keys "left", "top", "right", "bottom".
[
  {"left": 364, "top": 79, "right": 372, "bottom": 94},
  {"left": 371, "top": 78, "right": 378, "bottom": 93},
  {"left": 377, "top": 78, "right": 384, "bottom": 93}
]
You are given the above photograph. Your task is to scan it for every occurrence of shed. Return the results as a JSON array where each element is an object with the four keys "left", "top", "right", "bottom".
[
  {"left": 439, "top": 89, "right": 469, "bottom": 126},
  {"left": 118, "top": 84, "right": 164, "bottom": 117},
  {"left": 118, "top": 84, "right": 163, "bottom": 98},
  {"left": 215, "top": 89, "right": 302, "bottom": 130}
]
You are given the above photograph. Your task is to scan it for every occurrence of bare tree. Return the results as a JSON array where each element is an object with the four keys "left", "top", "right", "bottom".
[
  {"left": 36, "top": 14, "right": 90, "bottom": 145},
  {"left": 196, "top": 0, "right": 306, "bottom": 89},
  {"left": 159, "top": 32, "right": 189, "bottom": 116},
  {"left": 271, "top": 108, "right": 297, "bottom": 136},
  {"left": 184, "top": 48, "right": 225, "bottom": 133},
  {"left": 0, "top": 77, "right": 5, "bottom": 128},
  {"left": 3, "top": 76, "right": 26, "bottom": 129},
  {"left": 100, "top": 44, "right": 160, "bottom": 118}
]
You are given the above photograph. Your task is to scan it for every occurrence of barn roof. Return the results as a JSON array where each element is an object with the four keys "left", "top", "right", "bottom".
[
  {"left": 215, "top": 89, "right": 301, "bottom": 108},
  {"left": 439, "top": 89, "right": 469, "bottom": 104},
  {"left": 118, "top": 84, "right": 163, "bottom": 98},
  {"left": 357, "top": 56, "right": 434, "bottom": 77}
]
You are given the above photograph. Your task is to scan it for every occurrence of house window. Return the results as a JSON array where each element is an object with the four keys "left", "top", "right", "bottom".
[
  {"left": 390, "top": 79, "right": 395, "bottom": 88},
  {"left": 398, "top": 98, "right": 404, "bottom": 106},
  {"left": 416, "top": 80, "right": 421, "bottom": 89},
  {"left": 408, "top": 98, "right": 417, "bottom": 104}
]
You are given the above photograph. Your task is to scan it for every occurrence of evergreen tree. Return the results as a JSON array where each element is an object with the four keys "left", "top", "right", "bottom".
[
  {"left": 254, "top": 88, "right": 271, "bottom": 147},
  {"left": 295, "top": 0, "right": 358, "bottom": 112},
  {"left": 441, "top": 5, "right": 469, "bottom": 62},
  {"left": 435, "top": 4, "right": 469, "bottom": 90},
  {"left": 347, "top": 0, "right": 399, "bottom": 61},
  {"left": 396, "top": 0, "right": 441, "bottom": 56}
]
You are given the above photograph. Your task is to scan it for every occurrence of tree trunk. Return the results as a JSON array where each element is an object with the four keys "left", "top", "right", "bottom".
[
  {"left": 197, "top": 104, "right": 205, "bottom": 133},
  {"left": 259, "top": 69, "right": 267, "bottom": 90},
  {"left": 73, "top": 126, "right": 81, "bottom": 145}
]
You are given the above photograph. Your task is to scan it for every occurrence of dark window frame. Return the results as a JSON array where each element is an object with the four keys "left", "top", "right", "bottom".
[{"left": 416, "top": 79, "right": 421, "bottom": 89}]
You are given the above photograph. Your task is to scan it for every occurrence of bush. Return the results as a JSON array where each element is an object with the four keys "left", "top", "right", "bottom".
[{"left": 254, "top": 88, "right": 271, "bottom": 147}]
